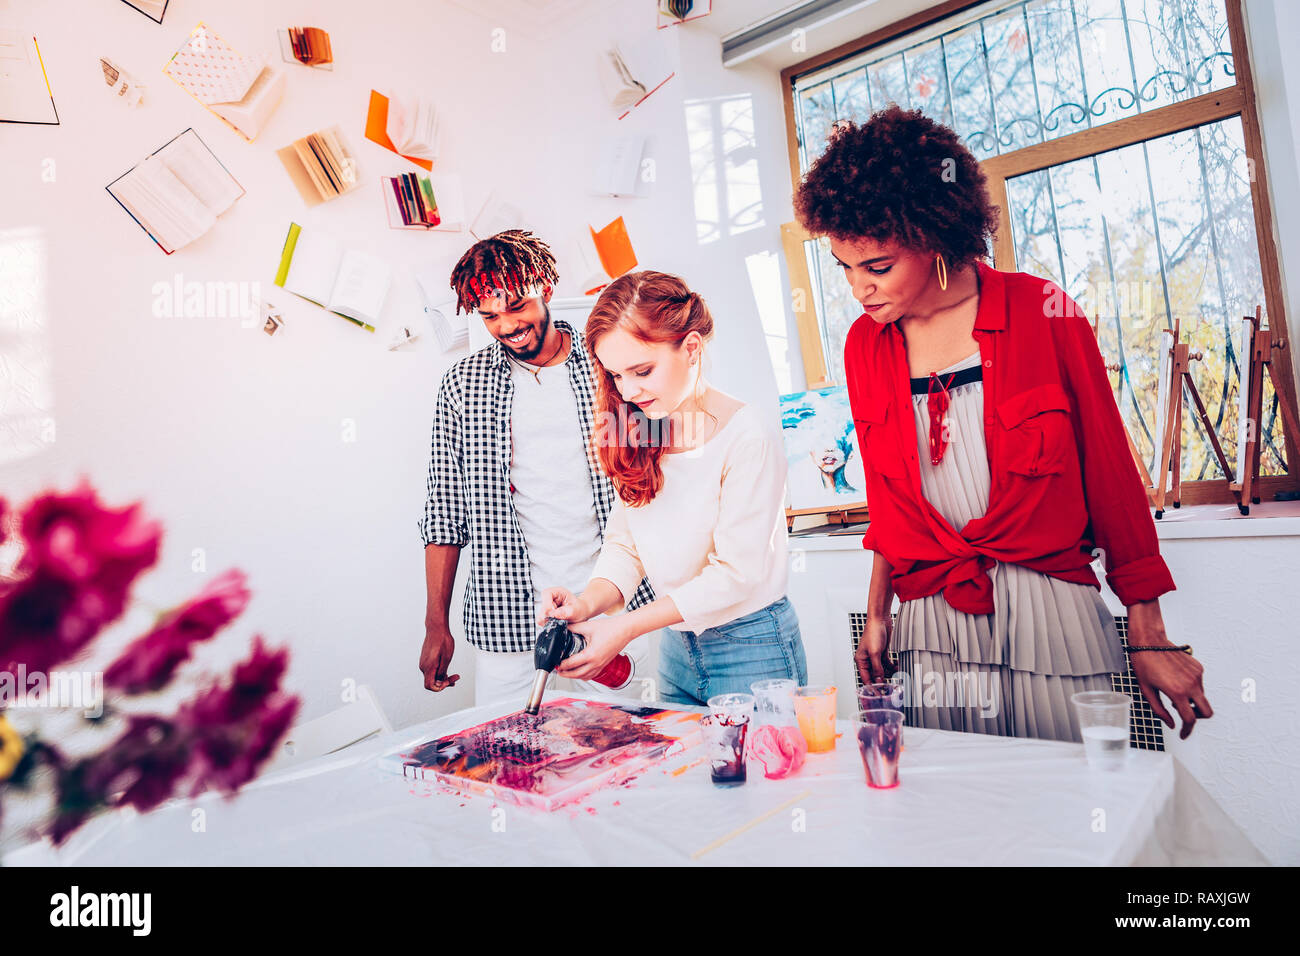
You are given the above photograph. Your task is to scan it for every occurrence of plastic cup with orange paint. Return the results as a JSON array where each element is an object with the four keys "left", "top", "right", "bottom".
[{"left": 793, "top": 685, "right": 837, "bottom": 752}]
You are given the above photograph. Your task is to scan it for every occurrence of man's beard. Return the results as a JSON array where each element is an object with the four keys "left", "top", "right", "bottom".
[{"left": 508, "top": 301, "right": 552, "bottom": 362}]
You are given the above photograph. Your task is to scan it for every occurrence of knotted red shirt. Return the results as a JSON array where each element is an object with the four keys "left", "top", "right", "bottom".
[{"left": 845, "top": 259, "right": 1176, "bottom": 613}]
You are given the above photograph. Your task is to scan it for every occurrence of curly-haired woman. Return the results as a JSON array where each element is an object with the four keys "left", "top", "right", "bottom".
[
  {"left": 795, "top": 104, "right": 1212, "bottom": 742},
  {"left": 536, "top": 271, "right": 808, "bottom": 706}
]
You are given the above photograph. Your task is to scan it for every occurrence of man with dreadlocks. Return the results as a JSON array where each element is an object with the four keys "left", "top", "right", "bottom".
[{"left": 418, "top": 230, "right": 655, "bottom": 705}]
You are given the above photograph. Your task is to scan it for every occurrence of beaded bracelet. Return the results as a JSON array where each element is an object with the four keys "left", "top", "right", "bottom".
[{"left": 1127, "top": 643, "right": 1193, "bottom": 654}]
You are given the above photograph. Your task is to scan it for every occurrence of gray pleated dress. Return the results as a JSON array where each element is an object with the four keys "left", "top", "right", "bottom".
[{"left": 892, "top": 350, "right": 1125, "bottom": 744}]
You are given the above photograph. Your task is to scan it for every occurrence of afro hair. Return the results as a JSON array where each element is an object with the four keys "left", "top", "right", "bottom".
[{"left": 793, "top": 104, "right": 999, "bottom": 267}]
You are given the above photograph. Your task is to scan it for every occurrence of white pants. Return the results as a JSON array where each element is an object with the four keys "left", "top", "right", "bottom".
[{"left": 473, "top": 629, "right": 660, "bottom": 708}]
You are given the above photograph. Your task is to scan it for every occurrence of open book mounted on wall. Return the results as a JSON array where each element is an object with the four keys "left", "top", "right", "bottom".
[
  {"left": 0, "top": 31, "right": 58, "bottom": 125},
  {"left": 105, "top": 128, "right": 244, "bottom": 254},
  {"left": 381, "top": 172, "right": 464, "bottom": 231},
  {"left": 277, "top": 27, "right": 333, "bottom": 69},
  {"left": 364, "top": 90, "right": 438, "bottom": 170},
  {"left": 277, "top": 126, "right": 360, "bottom": 205},
  {"left": 574, "top": 217, "right": 638, "bottom": 295},
  {"left": 274, "top": 222, "right": 390, "bottom": 332},
  {"left": 163, "top": 22, "right": 286, "bottom": 142},
  {"left": 120, "top": 0, "right": 169, "bottom": 24},
  {"left": 597, "top": 34, "right": 675, "bottom": 120}
]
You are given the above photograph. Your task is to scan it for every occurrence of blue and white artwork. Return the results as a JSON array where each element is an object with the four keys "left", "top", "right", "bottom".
[{"left": 780, "top": 386, "right": 867, "bottom": 511}]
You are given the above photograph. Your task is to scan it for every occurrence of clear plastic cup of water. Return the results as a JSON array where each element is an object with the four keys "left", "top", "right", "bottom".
[{"left": 1071, "top": 691, "right": 1132, "bottom": 771}]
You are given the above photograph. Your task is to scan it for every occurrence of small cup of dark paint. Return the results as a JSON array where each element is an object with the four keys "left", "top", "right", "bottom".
[
  {"left": 704, "top": 694, "right": 754, "bottom": 788},
  {"left": 857, "top": 709, "right": 904, "bottom": 789}
]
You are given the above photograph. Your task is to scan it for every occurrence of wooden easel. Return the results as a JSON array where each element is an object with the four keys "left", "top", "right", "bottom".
[
  {"left": 1230, "top": 306, "right": 1300, "bottom": 515},
  {"left": 1151, "top": 315, "right": 1233, "bottom": 519},
  {"left": 1093, "top": 313, "right": 1154, "bottom": 490}
]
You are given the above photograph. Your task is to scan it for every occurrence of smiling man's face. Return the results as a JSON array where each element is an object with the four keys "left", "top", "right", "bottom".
[{"left": 477, "top": 288, "right": 554, "bottom": 361}]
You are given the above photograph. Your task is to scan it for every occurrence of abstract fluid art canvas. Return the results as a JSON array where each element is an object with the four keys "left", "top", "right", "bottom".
[{"left": 379, "top": 698, "right": 703, "bottom": 810}]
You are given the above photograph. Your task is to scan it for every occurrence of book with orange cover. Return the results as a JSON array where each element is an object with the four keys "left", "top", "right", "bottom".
[
  {"left": 577, "top": 217, "right": 638, "bottom": 295},
  {"left": 364, "top": 90, "right": 437, "bottom": 170}
]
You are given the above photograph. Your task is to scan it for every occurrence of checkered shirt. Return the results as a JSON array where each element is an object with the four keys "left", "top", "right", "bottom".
[{"left": 420, "top": 318, "right": 656, "bottom": 652}]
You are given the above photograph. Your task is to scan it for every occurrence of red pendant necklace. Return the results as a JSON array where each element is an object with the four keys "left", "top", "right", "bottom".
[{"left": 926, "top": 371, "right": 958, "bottom": 465}]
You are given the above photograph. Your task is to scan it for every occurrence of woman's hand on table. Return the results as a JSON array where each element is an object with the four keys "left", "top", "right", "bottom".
[
  {"left": 537, "top": 587, "right": 593, "bottom": 627},
  {"left": 556, "top": 616, "right": 632, "bottom": 680},
  {"left": 1126, "top": 599, "right": 1212, "bottom": 739},
  {"left": 856, "top": 616, "right": 897, "bottom": 685}
]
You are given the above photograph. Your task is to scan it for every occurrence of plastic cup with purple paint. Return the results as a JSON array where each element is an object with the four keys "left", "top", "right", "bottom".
[
  {"left": 858, "top": 681, "right": 905, "bottom": 750},
  {"left": 704, "top": 693, "right": 753, "bottom": 787},
  {"left": 857, "top": 709, "right": 904, "bottom": 789}
]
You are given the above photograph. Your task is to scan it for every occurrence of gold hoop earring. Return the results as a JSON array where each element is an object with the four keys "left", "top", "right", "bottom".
[{"left": 935, "top": 254, "right": 948, "bottom": 291}]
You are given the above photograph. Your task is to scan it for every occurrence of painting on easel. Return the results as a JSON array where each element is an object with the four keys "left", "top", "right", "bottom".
[{"left": 379, "top": 698, "right": 703, "bottom": 811}]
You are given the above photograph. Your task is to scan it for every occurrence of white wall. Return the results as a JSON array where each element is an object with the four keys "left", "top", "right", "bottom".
[{"left": 0, "top": 0, "right": 803, "bottom": 728}]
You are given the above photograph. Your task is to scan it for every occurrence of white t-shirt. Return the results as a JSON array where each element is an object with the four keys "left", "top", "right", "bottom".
[
  {"left": 507, "top": 350, "right": 604, "bottom": 617},
  {"left": 589, "top": 403, "right": 789, "bottom": 633}
]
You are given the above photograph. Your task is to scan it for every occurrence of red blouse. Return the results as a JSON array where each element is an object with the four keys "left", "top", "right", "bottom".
[{"left": 845, "top": 259, "right": 1176, "bottom": 614}]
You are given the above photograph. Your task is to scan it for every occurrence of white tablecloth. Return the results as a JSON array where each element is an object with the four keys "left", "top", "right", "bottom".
[{"left": 5, "top": 696, "right": 1267, "bottom": 866}]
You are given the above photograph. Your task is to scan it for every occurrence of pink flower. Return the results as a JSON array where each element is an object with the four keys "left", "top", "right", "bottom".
[
  {"left": 1, "top": 481, "right": 160, "bottom": 671},
  {"left": 18, "top": 479, "right": 161, "bottom": 585},
  {"left": 104, "top": 569, "right": 252, "bottom": 694},
  {"left": 748, "top": 724, "right": 808, "bottom": 779}
]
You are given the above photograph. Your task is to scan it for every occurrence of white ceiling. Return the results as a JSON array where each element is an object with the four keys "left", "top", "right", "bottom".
[{"left": 441, "top": 0, "right": 947, "bottom": 70}]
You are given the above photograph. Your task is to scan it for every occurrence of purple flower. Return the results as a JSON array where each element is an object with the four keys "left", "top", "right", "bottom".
[
  {"left": 181, "top": 636, "right": 300, "bottom": 793},
  {"left": 184, "top": 636, "right": 291, "bottom": 727},
  {"left": 104, "top": 569, "right": 252, "bottom": 694}
]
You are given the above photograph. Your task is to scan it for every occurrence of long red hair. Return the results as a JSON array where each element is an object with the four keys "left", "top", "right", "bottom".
[{"left": 585, "top": 271, "right": 715, "bottom": 507}]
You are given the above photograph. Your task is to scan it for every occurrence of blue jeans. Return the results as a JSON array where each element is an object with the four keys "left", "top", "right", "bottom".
[{"left": 657, "top": 596, "right": 808, "bottom": 707}]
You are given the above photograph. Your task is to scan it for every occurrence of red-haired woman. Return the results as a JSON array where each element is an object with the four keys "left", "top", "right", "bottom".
[
  {"left": 794, "top": 104, "right": 1212, "bottom": 743},
  {"left": 536, "top": 271, "right": 807, "bottom": 706}
]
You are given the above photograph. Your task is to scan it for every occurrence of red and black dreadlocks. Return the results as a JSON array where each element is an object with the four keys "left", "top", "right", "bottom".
[{"left": 450, "top": 229, "right": 560, "bottom": 315}]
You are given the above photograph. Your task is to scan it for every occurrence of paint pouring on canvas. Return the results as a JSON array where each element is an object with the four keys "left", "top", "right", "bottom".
[{"left": 379, "top": 698, "right": 703, "bottom": 811}]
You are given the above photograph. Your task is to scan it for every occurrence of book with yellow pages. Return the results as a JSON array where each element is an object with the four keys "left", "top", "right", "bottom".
[{"left": 278, "top": 125, "right": 360, "bottom": 205}]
